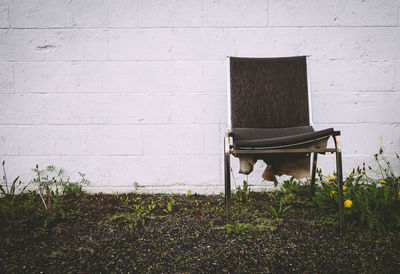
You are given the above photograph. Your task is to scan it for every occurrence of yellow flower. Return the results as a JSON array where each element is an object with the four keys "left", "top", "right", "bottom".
[
  {"left": 379, "top": 180, "right": 386, "bottom": 184},
  {"left": 349, "top": 173, "right": 354, "bottom": 177},
  {"left": 328, "top": 176, "right": 335, "bottom": 182},
  {"left": 343, "top": 186, "right": 347, "bottom": 191},
  {"left": 327, "top": 174, "right": 331, "bottom": 177},
  {"left": 361, "top": 170, "right": 366, "bottom": 174},
  {"left": 344, "top": 199, "right": 353, "bottom": 208},
  {"left": 398, "top": 192, "right": 400, "bottom": 199},
  {"left": 330, "top": 190, "right": 335, "bottom": 198}
]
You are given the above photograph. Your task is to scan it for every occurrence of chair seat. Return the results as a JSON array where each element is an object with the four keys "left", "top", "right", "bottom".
[{"left": 233, "top": 126, "right": 334, "bottom": 148}]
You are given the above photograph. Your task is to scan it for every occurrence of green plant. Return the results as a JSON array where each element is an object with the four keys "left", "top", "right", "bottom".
[
  {"left": 262, "top": 196, "right": 292, "bottom": 219},
  {"left": 281, "top": 176, "right": 304, "bottom": 195},
  {"left": 132, "top": 182, "right": 143, "bottom": 193},
  {"left": 225, "top": 222, "right": 250, "bottom": 236},
  {"left": 1, "top": 160, "right": 31, "bottom": 196},
  {"left": 163, "top": 202, "right": 172, "bottom": 213},
  {"left": 110, "top": 200, "right": 156, "bottom": 227},
  {"left": 312, "top": 148, "right": 400, "bottom": 231},
  {"left": 233, "top": 180, "right": 251, "bottom": 203},
  {"left": 31, "top": 165, "right": 89, "bottom": 212}
]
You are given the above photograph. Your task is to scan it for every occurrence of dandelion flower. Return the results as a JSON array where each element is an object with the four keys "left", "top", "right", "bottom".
[
  {"left": 328, "top": 176, "right": 335, "bottom": 182},
  {"left": 361, "top": 170, "right": 366, "bottom": 174},
  {"left": 344, "top": 199, "right": 353, "bottom": 208},
  {"left": 349, "top": 173, "right": 354, "bottom": 177},
  {"left": 330, "top": 190, "right": 335, "bottom": 198},
  {"left": 398, "top": 191, "right": 400, "bottom": 199},
  {"left": 379, "top": 180, "right": 386, "bottom": 184},
  {"left": 343, "top": 186, "right": 347, "bottom": 191}
]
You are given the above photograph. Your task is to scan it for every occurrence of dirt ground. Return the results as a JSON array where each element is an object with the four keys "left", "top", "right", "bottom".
[{"left": 1, "top": 191, "right": 399, "bottom": 273}]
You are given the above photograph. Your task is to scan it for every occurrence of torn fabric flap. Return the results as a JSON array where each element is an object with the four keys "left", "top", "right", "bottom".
[{"left": 238, "top": 138, "right": 329, "bottom": 186}]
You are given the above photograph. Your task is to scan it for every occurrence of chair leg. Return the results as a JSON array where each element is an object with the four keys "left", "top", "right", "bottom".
[
  {"left": 336, "top": 151, "right": 344, "bottom": 236},
  {"left": 224, "top": 138, "right": 232, "bottom": 224},
  {"left": 310, "top": 153, "right": 318, "bottom": 196}
]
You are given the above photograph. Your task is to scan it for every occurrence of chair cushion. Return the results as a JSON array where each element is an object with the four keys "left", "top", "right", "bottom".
[{"left": 232, "top": 126, "right": 334, "bottom": 148}]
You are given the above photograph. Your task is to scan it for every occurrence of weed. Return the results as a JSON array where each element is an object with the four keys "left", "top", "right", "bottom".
[
  {"left": 262, "top": 196, "right": 292, "bottom": 219},
  {"left": 232, "top": 180, "right": 251, "bottom": 203},
  {"left": 1, "top": 161, "right": 31, "bottom": 196},
  {"left": 163, "top": 202, "right": 172, "bottom": 213},
  {"left": 132, "top": 182, "right": 143, "bottom": 193},
  {"left": 225, "top": 222, "right": 250, "bottom": 236},
  {"left": 312, "top": 148, "right": 400, "bottom": 231}
]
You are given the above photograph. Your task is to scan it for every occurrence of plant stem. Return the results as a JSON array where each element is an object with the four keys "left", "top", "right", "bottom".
[{"left": 2, "top": 161, "right": 8, "bottom": 194}]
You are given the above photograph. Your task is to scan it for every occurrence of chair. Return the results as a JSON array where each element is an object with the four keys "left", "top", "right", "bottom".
[{"left": 224, "top": 56, "right": 345, "bottom": 235}]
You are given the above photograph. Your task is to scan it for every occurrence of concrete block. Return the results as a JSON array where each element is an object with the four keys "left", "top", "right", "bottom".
[
  {"left": 141, "top": 61, "right": 202, "bottom": 92},
  {"left": 203, "top": 60, "right": 227, "bottom": 93},
  {"left": 0, "top": 63, "right": 13, "bottom": 93},
  {"left": 0, "top": 30, "right": 107, "bottom": 61},
  {"left": 0, "top": 156, "right": 109, "bottom": 188},
  {"left": 74, "top": 0, "right": 138, "bottom": 27},
  {"left": 0, "top": 125, "right": 142, "bottom": 156},
  {"left": 108, "top": 29, "right": 174, "bottom": 60},
  {"left": 141, "top": 125, "right": 203, "bottom": 155},
  {"left": 312, "top": 92, "right": 400, "bottom": 123},
  {"left": 201, "top": 94, "right": 227, "bottom": 123},
  {"left": 391, "top": 124, "right": 400, "bottom": 153},
  {"left": 269, "top": 0, "right": 334, "bottom": 26},
  {"left": 114, "top": 155, "right": 220, "bottom": 187},
  {"left": 45, "top": 94, "right": 110, "bottom": 124},
  {"left": 9, "top": 0, "right": 73, "bottom": 28},
  {"left": 316, "top": 154, "right": 400, "bottom": 178},
  {"left": 204, "top": 124, "right": 224, "bottom": 155},
  {"left": 72, "top": 30, "right": 108, "bottom": 61},
  {"left": 79, "top": 125, "right": 142, "bottom": 155},
  {"left": 0, "top": 94, "right": 47, "bottom": 124},
  {"left": 0, "top": 0, "right": 9, "bottom": 28},
  {"left": 394, "top": 60, "right": 400, "bottom": 90},
  {"left": 75, "top": 61, "right": 141, "bottom": 92},
  {"left": 310, "top": 59, "right": 395, "bottom": 92},
  {"left": 13, "top": 62, "right": 76, "bottom": 93},
  {"left": 139, "top": 0, "right": 202, "bottom": 27},
  {"left": 335, "top": 0, "right": 398, "bottom": 26},
  {"left": 233, "top": 28, "right": 301, "bottom": 57},
  {"left": 314, "top": 123, "right": 393, "bottom": 154},
  {"left": 167, "top": 94, "right": 206, "bottom": 123},
  {"left": 203, "top": 0, "right": 268, "bottom": 27},
  {"left": 170, "top": 28, "right": 235, "bottom": 60},
  {"left": 300, "top": 27, "right": 400, "bottom": 59},
  {"left": 107, "top": 94, "right": 204, "bottom": 124}
]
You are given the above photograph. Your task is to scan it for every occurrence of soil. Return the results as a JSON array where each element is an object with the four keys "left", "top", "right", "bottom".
[{"left": 1, "top": 191, "right": 399, "bottom": 273}]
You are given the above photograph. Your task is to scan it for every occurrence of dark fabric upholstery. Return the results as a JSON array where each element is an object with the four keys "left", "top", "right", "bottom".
[
  {"left": 230, "top": 56, "right": 309, "bottom": 128},
  {"left": 232, "top": 127, "right": 334, "bottom": 148}
]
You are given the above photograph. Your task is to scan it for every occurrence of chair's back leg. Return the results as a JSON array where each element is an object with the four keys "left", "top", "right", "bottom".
[
  {"left": 310, "top": 152, "right": 318, "bottom": 196},
  {"left": 224, "top": 137, "right": 232, "bottom": 224},
  {"left": 336, "top": 150, "right": 344, "bottom": 236}
]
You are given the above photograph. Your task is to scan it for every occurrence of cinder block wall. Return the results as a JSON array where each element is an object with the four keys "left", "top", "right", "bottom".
[{"left": 1, "top": 0, "right": 399, "bottom": 193}]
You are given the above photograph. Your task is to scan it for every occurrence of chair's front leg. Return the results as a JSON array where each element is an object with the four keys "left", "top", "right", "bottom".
[
  {"left": 224, "top": 134, "right": 232, "bottom": 224},
  {"left": 310, "top": 152, "right": 318, "bottom": 196},
  {"left": 334, "top": 136, "right": 344, "bottom": 236}
]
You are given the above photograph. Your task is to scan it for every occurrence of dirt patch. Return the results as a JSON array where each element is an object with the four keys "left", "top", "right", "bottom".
[{"left": 1, "top": 191, "right": 399, "bottom": 273}]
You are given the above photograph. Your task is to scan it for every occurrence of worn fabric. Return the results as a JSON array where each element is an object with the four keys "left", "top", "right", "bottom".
[{"left": 238, "top": 138, "right": 329, "bottom": 186}]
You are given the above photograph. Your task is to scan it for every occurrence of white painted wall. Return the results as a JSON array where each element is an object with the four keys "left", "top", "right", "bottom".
[{"left": 1, "top": 0, "right": 399, "bottom": 193}]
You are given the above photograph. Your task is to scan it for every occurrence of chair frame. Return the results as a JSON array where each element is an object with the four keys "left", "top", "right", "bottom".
[{"left": 224, "top": 56, "right": 345, "bottom": 235}]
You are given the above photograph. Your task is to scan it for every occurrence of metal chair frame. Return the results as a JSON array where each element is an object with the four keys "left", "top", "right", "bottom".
[{"left": 224, "top": 56, "right": 345, "bottom": 235}]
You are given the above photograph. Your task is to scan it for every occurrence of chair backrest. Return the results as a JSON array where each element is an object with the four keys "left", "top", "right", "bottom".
[{"left": 229, "top": 56, "right": 310, "bottom": 129}]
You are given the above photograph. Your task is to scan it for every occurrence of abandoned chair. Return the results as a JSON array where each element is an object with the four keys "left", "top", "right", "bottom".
[{"left": 224, "top": 56, "right": 345, "bottom": 234}]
